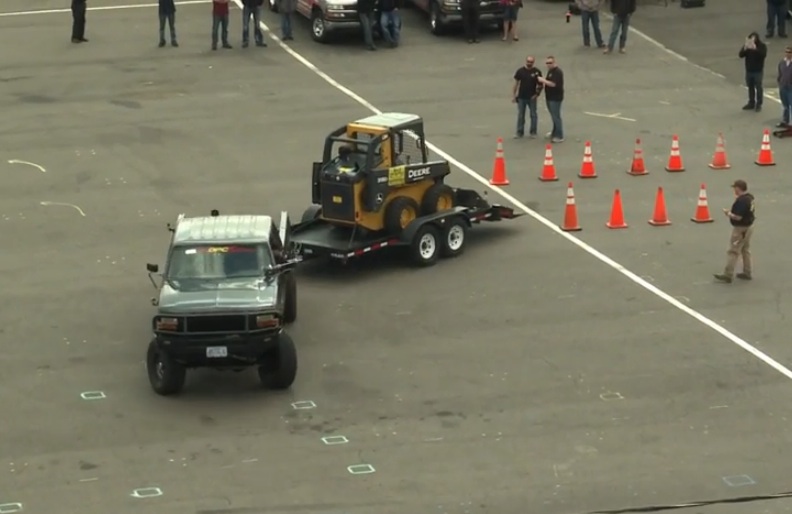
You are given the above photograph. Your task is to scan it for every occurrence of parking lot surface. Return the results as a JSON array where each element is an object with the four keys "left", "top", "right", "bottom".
[{"left": 2, "top": 1, "right": 792, "bottom": 513}]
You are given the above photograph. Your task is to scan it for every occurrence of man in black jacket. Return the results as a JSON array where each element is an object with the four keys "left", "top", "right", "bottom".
[
  {"left": 739, "top": 32, "right": 767, "bottom": 111},
  {"left": 71, "top": 0, "right": 88, "bottom": 43},
  {"left": 460, "top": 0, "right": 481, "bottom": 44},
  {"left": 714, "top": 180, "right": 756, "bottom": 283},
  {"left": 241, "top": 0, "right": 267, "bottom": 47},
  {"left": 357, "top": 0, "right": 377, "bottom": 51},
  {"left": 604, "top": 0, "right": 635, "bottom": 54}
]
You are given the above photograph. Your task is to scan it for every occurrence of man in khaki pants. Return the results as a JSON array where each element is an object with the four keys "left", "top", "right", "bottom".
[{"left": 714, "top": 179, "right": 755, "bottom": 283}]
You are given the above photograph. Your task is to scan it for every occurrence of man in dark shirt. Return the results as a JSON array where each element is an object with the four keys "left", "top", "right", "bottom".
[
  {"left": 738, "top": 32, "right": 767, "bottom": 111},
  {"left": 460, "top": 0, "right": 481, "bottom": 44},
  {"left": 604, "top": 0, "right": 635, "bottom": 54},
  {"left": 241, "top": 0, "right": 267, "bottom": 48},
  {"left": 512, "top": 56, "right": 543, "bottom": 139},
  {"left": 714, "top": 179, "right": 756, "bottom": 283},
  {"left": 356, "top": 0, "right": 377, "bottom": 51},
  {"left": 158, "top": 0, "right": 178, "bottom": 48},
  {"left": 538, "top": 56, "right": 564, "bottom": 143},
  {"left": 212, "top": 0, "right": 233, "bottom": 50},
  {"left": 71, "top": 0, "right": 88, "bottom": 43},
  {"left": 765, "top": 0, "right": 788, "bottom": 38}
]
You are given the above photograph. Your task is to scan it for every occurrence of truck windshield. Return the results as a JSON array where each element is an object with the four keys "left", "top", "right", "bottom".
[{"left": 166, "top": 244, "right": 272, "bottom": 280}]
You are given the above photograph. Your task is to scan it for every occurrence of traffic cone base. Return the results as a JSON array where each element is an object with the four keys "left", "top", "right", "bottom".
[
  {"left": 490, "top": 137, "right": 510, "bottom": 185},
  {"left": 606, "top": 189, "right": 628, "bottom": 229}
]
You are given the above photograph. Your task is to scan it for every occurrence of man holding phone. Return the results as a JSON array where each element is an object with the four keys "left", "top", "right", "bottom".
[{"left": 739, "top": 32, "right": 767, "bottom": 111}]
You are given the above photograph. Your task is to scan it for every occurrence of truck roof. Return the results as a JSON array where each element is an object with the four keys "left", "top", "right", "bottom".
[
  {"left": 172, "top": 215, "right": 273, "bottom": 245},
  {"left": 352, "top": 112, "right": 421, "bottom": 130}
]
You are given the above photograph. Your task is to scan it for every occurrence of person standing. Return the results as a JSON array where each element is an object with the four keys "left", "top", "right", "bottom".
[
  {"left": 278, "top": 0, "right": 297, "bottom": 40},
  {"left": 538, "top": 56, "right": 564, "bottom": 143},
  {"left": 778, "top": 46, "right": 792, "bottom": 127},
  {"left": 379, "top": 0, "right": 402, "bottom": 48},
  {"left": 461, "top": 0, "right": 481, "bottom": 44},
  {"left": 738, "top": 33, "right": 766, "bottom": 111},
  {"left": 575, "top": 0, "right": 604, "bottom": 48},
  {"left": 212, "top": 0, "right": 233, "bottom": 50},
  {"left": 241, "top": 0, "right": 267, "bottom": 48},
  {"left": 71, "top": 0, "right": 88, "bottom": 43},
  {"left": 765, "top": 0, "right": 788, "bottom": 39},
  {"left": 714, "top": 180, "right": 755, "bottom": 283},
  {"left": 158, "top": 0, "right": 178, "bottom": 48},
  {"left": 512, "top": 56, "right": 543, "bottom": 139},
  {"left": 604, "top": 0, "right": 636, "bottom": 54},
  {"left": 501, "top": 0, "right": 521, "bottom": 42},
  {"left": 356, "top": 0, "right": 377, "bottom": 51}
]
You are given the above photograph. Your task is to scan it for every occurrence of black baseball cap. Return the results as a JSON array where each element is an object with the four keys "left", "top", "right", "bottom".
[{"left": 731, "top": 179, "right": 747, "bottom": 190}]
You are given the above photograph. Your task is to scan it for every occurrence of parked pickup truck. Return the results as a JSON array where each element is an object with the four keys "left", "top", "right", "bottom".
[
  {"left": 410, "top": 0, "right": 505, "bottom": 36},
  {"left": 269, "top": 0, "right": 380, "bottom": 43}
]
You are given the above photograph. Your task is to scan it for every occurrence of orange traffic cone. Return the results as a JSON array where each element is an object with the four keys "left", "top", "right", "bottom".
[
  {"left": 708, "top": 133, "right": 731, "bottom": 169},
  {"left": 579, "top": 141, "right": 597, "bottom": 178},
  {"left": 539, "top": 144, "right": 559, "bottom": 182},
  {"left": 628, "top": 138, "right": 648, "bottom": 176},
  {"left": 648, "top": 187, "right": 671, "bottom": 226},
  {"left": 691, "top": 183, "right": 714, "bottom": 223},
  {"left": 489, "top": 137, "right": 509, "bottom": 185},
  {"left": 755, "top": 129, "right": 776, "bottom": 166},
  {"left": 606, "top": 189, "right": 628, "bottom": 229},
  {"left": 665, "top": 135, "right": 685, "bottom": 172},
  {"left": 560, "top": 181, "right": 581, "bottom": 232}
]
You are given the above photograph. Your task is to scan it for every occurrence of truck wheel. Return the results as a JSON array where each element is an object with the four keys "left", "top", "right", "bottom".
[
  {"left": 311, "top": 9, "right": 329, "bottom": 43},
  {"left": 283, "top": 272, "right": 297, "bottom": 324},
  {"left": 421, "top": 183, "right": 456, "bottom": 215},
  {"left": 146, "top": 339, "right": 186, "bottom": 396},
  {"left": 258, "top": 332, "right": 298, "bottom": 390},
  {"left": 441, "top": 218, "right": 467, "bottom": 258},
  {"left": 410, "top": 224, "right": 440, "bottom": 266},
  {"left": 430, "top": 2, "right": 446, "bottom": 35},
  {"left": 384, "top": 196, "right": 419, "bottom": 234}
]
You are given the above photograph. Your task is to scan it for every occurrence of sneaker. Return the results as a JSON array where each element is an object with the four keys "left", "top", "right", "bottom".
[
  {"left": 742, "top": 103, "right": 755, "bottom": 110},
  {"left": 529, "top": 133, "right": 537, "bottom": 139},
  {"left": 171, "top": 40, "right": 179, "bottom": 47},
  {"left": 713, "top": 273, "right": 733, "bottom": 283},
  {"left": 514, "top": 134, "right": 523, "bottom": 139},
  {"left": 755, "top": 105, "right": 761, "bottom": 112},
  {"left": 777, "top": 122, "right": 789, "bottom": 128},
  {"left": 545, "top": 131, "right": 552, "bottom": 139},
  {"left": 736, "top": 272, "right": 752, "bottom": 280},
  {"left": 242, "top": 41, "right": 249, "bottom": 48},
  {"left": 551, "top": 137, "right": 565, "bottom": 143},
  {"left": 619, "top": 48, "right": 626, "bottom": 54},
  {"left": 159, "top": 40, "right": 166, "bottom": 48},
  {"left": 222, "top": 43, "right": 233, "bottom": 49},
  {"left": 256, "top": 41, "right": 267, "bottom": 47}
]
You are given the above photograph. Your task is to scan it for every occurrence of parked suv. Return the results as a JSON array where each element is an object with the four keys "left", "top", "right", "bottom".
[
  {"left": 270, "top": 0, "right": 378, "bottom": 43},
  {"left": 410, "top": 0, "right": 504, "bottom": 35},
  {"left": 145, "top": 210, "right": 301, "bottom": 396}
]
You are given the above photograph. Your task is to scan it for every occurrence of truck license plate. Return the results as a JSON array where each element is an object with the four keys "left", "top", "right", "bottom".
[{"left": 206, "top": 346, "right": 228, "bottom": 358}]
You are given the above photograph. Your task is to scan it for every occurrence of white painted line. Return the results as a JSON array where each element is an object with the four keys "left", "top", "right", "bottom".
[
  {"left": 599, "top": 392, "right": 624, "bottom": 401},
  {"left": 79, "top": 477, "right": 99, "bottom": 482},
  {"left": 7, "top": 159, "right": 45, "bottom": 172},
  {"left": 583, "top": 112, "right": 636, "bottom": 122},
  {"left": 39, "top": 201, "right": 86, "bottom": 217},
  {"left": 0, "top": 504, "right": 22, "bottom": 514},
  {"left": 0, "top": 0, "right": 209, "bottom": 17},
  {"left": 239, "top": 4, "right": 792, "bottom": 383}
]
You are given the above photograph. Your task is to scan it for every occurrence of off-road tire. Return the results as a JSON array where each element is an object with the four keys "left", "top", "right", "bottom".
[
  {"left": 410, "top": 224, "right": 440, "bottom": 266},
  {"left": 440, "top": 217, "right": 467, "bottom": 258},
  {"left": 146, "top": 339, "right": 186, "bottom": 396},
  {"left": 283, "top": 272, "right": 297, "bottom": 324},
  {"left": 421, "top": 183, "right": 456, "bottom": 215},
  {"left": 258, "top": 332, "right": 298, "bottom": 390},
  {"left": 384, "top": 196, "right": 419, "bottom": 234}
]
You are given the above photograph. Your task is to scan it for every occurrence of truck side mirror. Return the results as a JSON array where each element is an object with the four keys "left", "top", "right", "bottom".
[{"left": 147, "top": 263, "right": 159, "bottom": 273}]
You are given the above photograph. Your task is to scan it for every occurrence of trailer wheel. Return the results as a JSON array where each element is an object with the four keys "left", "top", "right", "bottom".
[
  {"left": 441, "top": 218, "right": 467, "bottom": 258},
  {"left": 421, "top": 183, "right": 456, "bottom": 215},
  {"left": 410, "top": 224, "right": 440, "bottom": 266},
  {"left": 385, "top": 196, "right": 419, "bottom": 234}
]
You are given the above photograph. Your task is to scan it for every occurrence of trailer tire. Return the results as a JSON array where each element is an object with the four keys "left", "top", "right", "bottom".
[
  {"left": 421, "top": 183, "right": 456, "bottom": 215},
  {"left": 384, "top": 196, "right": 419, "bottom": 234},
  {"left": 410, "top": 224, "right": 440, "bottom": 266},
  {"left": 440, "top": 218, "right": 467, "bottom": 258}
]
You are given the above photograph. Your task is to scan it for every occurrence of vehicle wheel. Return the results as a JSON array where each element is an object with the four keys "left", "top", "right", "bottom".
[
  {"left": 410, "top": 224, "right": 440, "bottom": 266},
  {"left": 269, "top": 0, "right": 278, "bottom": 12},
  {"left": 311, "top": 9, "right": 329, "bottom": 43},
  {"left": 430, "top": 1, "right": 446, "bottom": 35},
  {"left": 384, "top": 196, "right": 419, "bottom": 234},
  {"left": 421, "top": 183, "right": 456, "bottom": 215},
  {"left": 440, "top": 218, "right": 467, "bottom": 258},
  {"left": 146, "top": 339, "right": 186, "bottom": 396},
  {"left": 283, "top": 273, "right": 297, "bottom": 324},
  {"left": 258, "top": 332, "right": 298, "bottom": 390}
]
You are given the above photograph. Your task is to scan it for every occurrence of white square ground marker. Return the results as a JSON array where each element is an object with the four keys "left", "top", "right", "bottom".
[
  {"left": 599, "top": 392, "right": 624, "bottom": 401},
  {"left": 80, "top": 391, "right": 106, "bottom": 400},
  {"left": 291, "top": 400, "right": 316, "bottom": 410},
  {"left": 722, "top": 475, "right": 755, "bottom": 487},
  {"left": 130, "top": 487, "right": 163, "bottom": 498},
  {"left": 347, "top": 464, "right": 375, "bottom": 475},
  {"left": 0, "top": 503, "right": 23, "bottom": 513},
  {"left": 322, "top": 435, "right": 349, "bottom": 445}
]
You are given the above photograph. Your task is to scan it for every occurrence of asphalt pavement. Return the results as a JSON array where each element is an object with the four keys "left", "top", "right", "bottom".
[{"left": 2, "top": 1, "right": 792, "bottom": 513}]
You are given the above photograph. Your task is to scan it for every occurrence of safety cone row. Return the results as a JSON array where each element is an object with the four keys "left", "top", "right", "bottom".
[{"left": 561, "top": 183, "right": 716, "bottom": 230}]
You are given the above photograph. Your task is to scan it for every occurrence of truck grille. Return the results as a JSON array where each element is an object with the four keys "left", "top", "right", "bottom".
[
  {"left": 186, "top": 315, "right": 247, "bottom": 333},
  {"left": 321, "top": 181, "right": 356, "bottom": 223}
]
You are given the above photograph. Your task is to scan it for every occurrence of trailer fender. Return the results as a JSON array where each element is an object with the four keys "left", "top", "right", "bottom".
[
  {"left": 400, "top": 208, "right": 470, "bottom": 244},
  {"left": 300, "top": 205, "right": 322, "bottom": 224}
]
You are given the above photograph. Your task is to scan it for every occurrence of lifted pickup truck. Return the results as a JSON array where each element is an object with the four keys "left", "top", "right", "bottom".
[{"left": 410, "top": 0, "right": 505, "bottom": 35}]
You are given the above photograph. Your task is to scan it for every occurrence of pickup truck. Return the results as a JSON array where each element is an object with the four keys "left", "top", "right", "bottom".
[
  {"left": 410, "top": 0, "right": 505, "bottom": 35},
  {"left": 269, "top": 0, "right": 381, "bottom": 43}
]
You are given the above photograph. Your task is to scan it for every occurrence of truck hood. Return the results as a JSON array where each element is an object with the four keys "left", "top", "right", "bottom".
[{"left": 157, "top": 278, "right": 277, "bottom": 313}]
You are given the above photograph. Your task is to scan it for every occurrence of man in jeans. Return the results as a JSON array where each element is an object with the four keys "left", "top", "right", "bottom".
[
  {"left": 538, "top": 56, "right": 564, "bottom": 143},
  {"left": 356, "top": 0, "right": 377, "bottom": 51},
  {"left": 778, "top": 46, "right": 792, "bottom": 127},
  {"left": 604, "top": 0, "right": 636, "bottom": 54},
  {"left": 512, "top": 56, "right": 543, "bottom": 139},
  {"left": 379, "top": 0, "right": 402, "bottom": 48},
  {"left": 765, "top": 0, "right": 788, "bottom": 38},
  {"left": 212, "top": 0, "right": 233, "bottom": 50},
  {"left": 241, "top": 0, "right": 267, "bottom": 48},
  {"left": 158, "top": 0, "right": 178, "bottom": 47},
  {"left": 575, "top": 0, "right": 604, "bottom": 48},
  {"left": 739, "top": 33, "right": 766, "bottom": 111}
]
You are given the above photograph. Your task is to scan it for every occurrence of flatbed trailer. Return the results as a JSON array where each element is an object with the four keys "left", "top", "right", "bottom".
[{"left": 289, "top": 188, "right": 523, "bottom": 266}]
